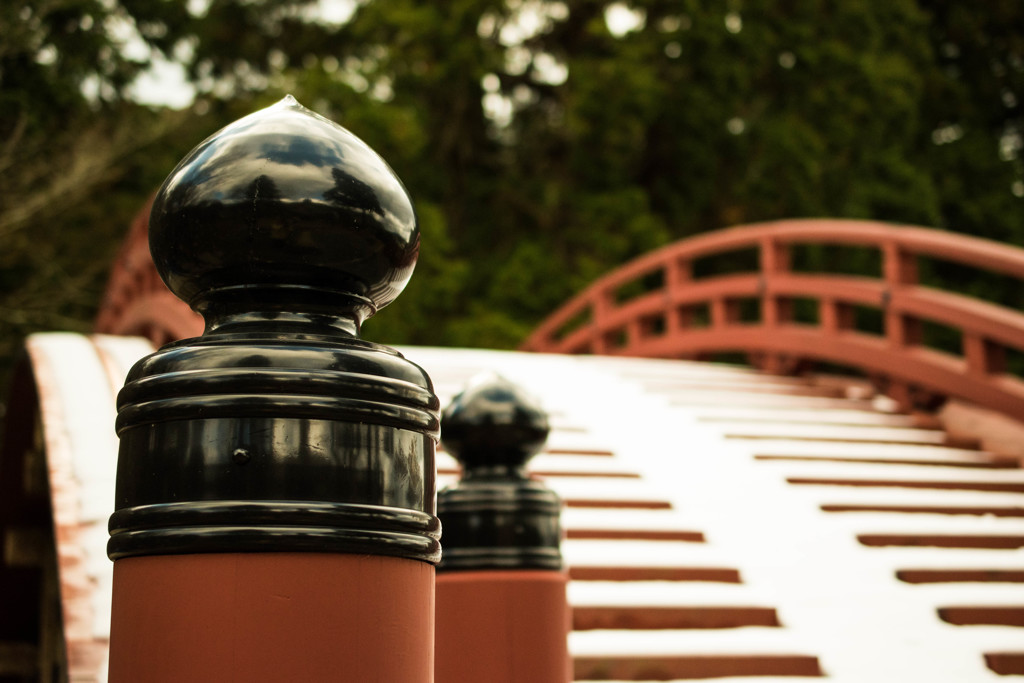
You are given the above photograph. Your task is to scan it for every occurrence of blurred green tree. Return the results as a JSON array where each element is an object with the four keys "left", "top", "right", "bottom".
[
  {"left": 0, "top": 0, "right": 197, "bottom": 373},
  {"left": 1, "top": 0, "right": 1021, "bottom": 367}
]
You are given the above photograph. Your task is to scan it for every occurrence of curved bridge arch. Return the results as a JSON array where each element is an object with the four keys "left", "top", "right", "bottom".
[
  {"left": 93, "top": 197, "right": 203, "bottom": 345},
  {"left": 522, "top": 219, "right": 1024, "bottom": 419}
]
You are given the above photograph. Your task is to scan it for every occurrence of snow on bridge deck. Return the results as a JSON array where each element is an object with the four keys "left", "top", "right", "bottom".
[{"left": 7, "top": 335, "right": 1023, "bottom": 681}]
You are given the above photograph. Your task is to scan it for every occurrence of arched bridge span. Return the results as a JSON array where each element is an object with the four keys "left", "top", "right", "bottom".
[{"left": 522, "top": 220, "right": 1024, "bottom": 419}]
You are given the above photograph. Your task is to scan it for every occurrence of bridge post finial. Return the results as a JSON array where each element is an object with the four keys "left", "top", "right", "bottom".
[
  {"left": 107, "top": 95, "right": 440, "bottom": 683},
  {"left": 435, "top": 373, "right": 571, "bottom": 683}
]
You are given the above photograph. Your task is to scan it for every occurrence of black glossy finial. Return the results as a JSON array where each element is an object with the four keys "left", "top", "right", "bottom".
[
  {"left": 441, "top": 373, "right": 550, "bottom": 475},
  {"left": 109, "top": 98, "right": 440, "bottom": 565},
  {"left": 437, "top": 375, "right": 562, "bottom": 571},
  {"left": 149, "top": 95, "right": 419, "bottom": 335}
]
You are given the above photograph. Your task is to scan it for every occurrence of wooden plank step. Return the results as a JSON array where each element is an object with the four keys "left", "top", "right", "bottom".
[
  {"left": 566, "top": 528, "right": 704, "bottom": 542},
  {"left": 566, "top": 498, "right": 673, "bottom": 510},
  {"left": 985, "top": 652, "right": 1024, "bottom": 675},
  {"left": 938, "top": 606, "right": 1024, "bottom": 626},
  {"left": 576, "top": 679, "right": 830, "bottom": 683},
  {"left": 572, "top": 654, "right": 823, "bottom": 680},
  {"left": 822, "top": 503, "right": 1024, "bottom": 517},
  {"left": 896, "top": 569, "right": 1024, "bottom": 583},
  {"left": 573, "top": 606, "right": 780, "bottom": 630},
  {"left": 858, "top": 533, "right": 1024, "bottom": 549},
  {"left": 545, "top": 448, "right": 617, "bottom": 457},
  {"left": 569, "top": 566, "right": 742, "bottom": 583}
]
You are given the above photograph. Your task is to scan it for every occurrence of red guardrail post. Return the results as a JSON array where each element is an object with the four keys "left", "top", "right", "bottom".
[
  {"left": 758, "top": 236, "right": 793, "bottom": 373},
  {"left": 106, "top": 97, "right": 441, "bottom": 682},
  {"left": 434, "top": 375, "right": 571, "bottom": 683}
]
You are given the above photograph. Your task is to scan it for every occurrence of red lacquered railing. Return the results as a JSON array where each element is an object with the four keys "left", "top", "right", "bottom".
[{"left": 521, "top": 219, "right": 1024, "bottom": 418}]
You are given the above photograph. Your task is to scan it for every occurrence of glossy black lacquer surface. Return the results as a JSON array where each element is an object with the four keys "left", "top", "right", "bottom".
[
  {"left": 108, "top": 97, "right": 440, "bottom": 564},
  {"left": 437, "top": 375, "right": 562, "bottom": 571},
  {"left": 150, "top": 94, "right": 419, "bottom": 331}
]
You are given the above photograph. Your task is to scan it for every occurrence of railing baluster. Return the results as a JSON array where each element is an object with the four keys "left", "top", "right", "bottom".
[
  {"left": 711, "top": 297, "right": 730, "bottom": 328},
  {"left": 591, "top": 289, "right": 612, "bottom": 354},
  {"left": 760, "top": 236, "right": 790, "bottom": 329},
  {"left": 964, "top": 334, "right": 1005, "bottom": 376},
  {"left": 884, "top": 239, "right": 919, "bottom": 286},
  {"left": 884, "top": 239, "right": 920, "bottom": 354},
  {"left": 523, "top": 221, "right": 1024, "bottom": 420},
  {"left": 666, "top": 258, "right": 691, "bottom": 335},
  {"left": 820, "top": 298, "right": 840, "bottom": 335}
]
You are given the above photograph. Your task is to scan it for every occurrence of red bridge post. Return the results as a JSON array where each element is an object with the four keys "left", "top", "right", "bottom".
[
  {"left": 106, "top": 96, "right": 441, "bottom": 682},
  {"left": 434, "top": 375, "right": 571, "bottom": 683}
]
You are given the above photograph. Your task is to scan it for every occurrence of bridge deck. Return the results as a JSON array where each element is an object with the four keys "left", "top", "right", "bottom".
[
  {"left": 420, "top": 346, "right": 1024, "bottom": 682},
  {"left": 4, "top": 336, "right": 1023, "bottom": 681}
]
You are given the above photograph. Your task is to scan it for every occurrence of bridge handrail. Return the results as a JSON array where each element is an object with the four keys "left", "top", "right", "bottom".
[{"left": 521, "top": 219, "right": 1024, "bottom": 418}]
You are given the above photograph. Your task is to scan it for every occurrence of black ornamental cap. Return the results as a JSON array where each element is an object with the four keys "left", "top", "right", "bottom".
[
  {"left": 108, "top": 97, "right": 440, "bottom": 564},
  {"left": 149, "top": 94, "right": 419, "bottom": 334},
  {"left": 437, "top": 374, "right": 562, "bottom": 571}
]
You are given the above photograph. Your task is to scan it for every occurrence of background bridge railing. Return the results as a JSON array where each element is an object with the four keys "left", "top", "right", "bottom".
[{"left": 521, "top": 219, "right": 1024, "bottom": 419}]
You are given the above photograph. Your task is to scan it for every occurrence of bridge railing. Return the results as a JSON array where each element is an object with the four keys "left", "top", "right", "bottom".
[{"left": 521, "top": 219, "right": 1024, "bottom": 418}]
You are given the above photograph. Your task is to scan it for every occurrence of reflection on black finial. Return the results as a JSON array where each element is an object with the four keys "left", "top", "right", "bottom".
[
  {"left": 437, "top": 374, "right": 562, "bottom": 571},
  {"left": 149, "top": 95, "right": 419, "bottom": 335}
]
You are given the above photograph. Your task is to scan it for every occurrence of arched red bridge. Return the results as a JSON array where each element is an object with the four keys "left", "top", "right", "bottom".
[{"left": 522, "top": 220, "right": 1024, "bottom": 420}]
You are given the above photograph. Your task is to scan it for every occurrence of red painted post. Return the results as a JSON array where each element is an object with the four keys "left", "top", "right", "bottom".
[
  {"left": 758, "top": 236, "right": 793, "bottom": 372},
  {"left": 759, "top": 236, "right": 790, "bottom": 328},
  {"left": 883, "top": 239, "right": 920, "bottom": 352},
  {"left": 106, "top": 97, "right": 441, "bottom": 682},
  {"left": 665, "top": 257, "right": 691, "bottom": 335},
  {"left": 434, "top": 375, "right": 571, "bottom": 683}
]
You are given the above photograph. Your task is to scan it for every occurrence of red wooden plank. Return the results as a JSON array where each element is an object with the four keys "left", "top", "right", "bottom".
[
  {"left": 985, "top": 652, "right": 1024, "bottom": 675},
  {"left": 858, "top": 534, "right": 1024, "bottom": 549},
  {"left": 896, "top": 569, "right": 1024, "bottom": 584},
  {"left": 564, "top": 498, "right": 673, "bottom": 510},
  {"left": 823, "top": 504, "right": 1024, "bottom": 517},
  {"left": 573, "top": 653, "right": 823, "bottom": 680},
  {"left": 568, "top": 566, "right": 742, "bottom": 583},
  {"left": 938, "top": 606, "right": 1024, "bottom": 627},
  {"left": 788, "top": 477, "right": 1024, "bottom": 493},
  {"left": 573, "top": 605, "right": 780, "bottom": 630},
  {"left": 566, "top": 529, "right": 704, "bottom": 542}
]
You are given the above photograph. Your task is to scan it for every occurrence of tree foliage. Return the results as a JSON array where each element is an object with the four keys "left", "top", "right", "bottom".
[{"left": 1, "top": 0, "right": 1022, "bottom": 376}]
